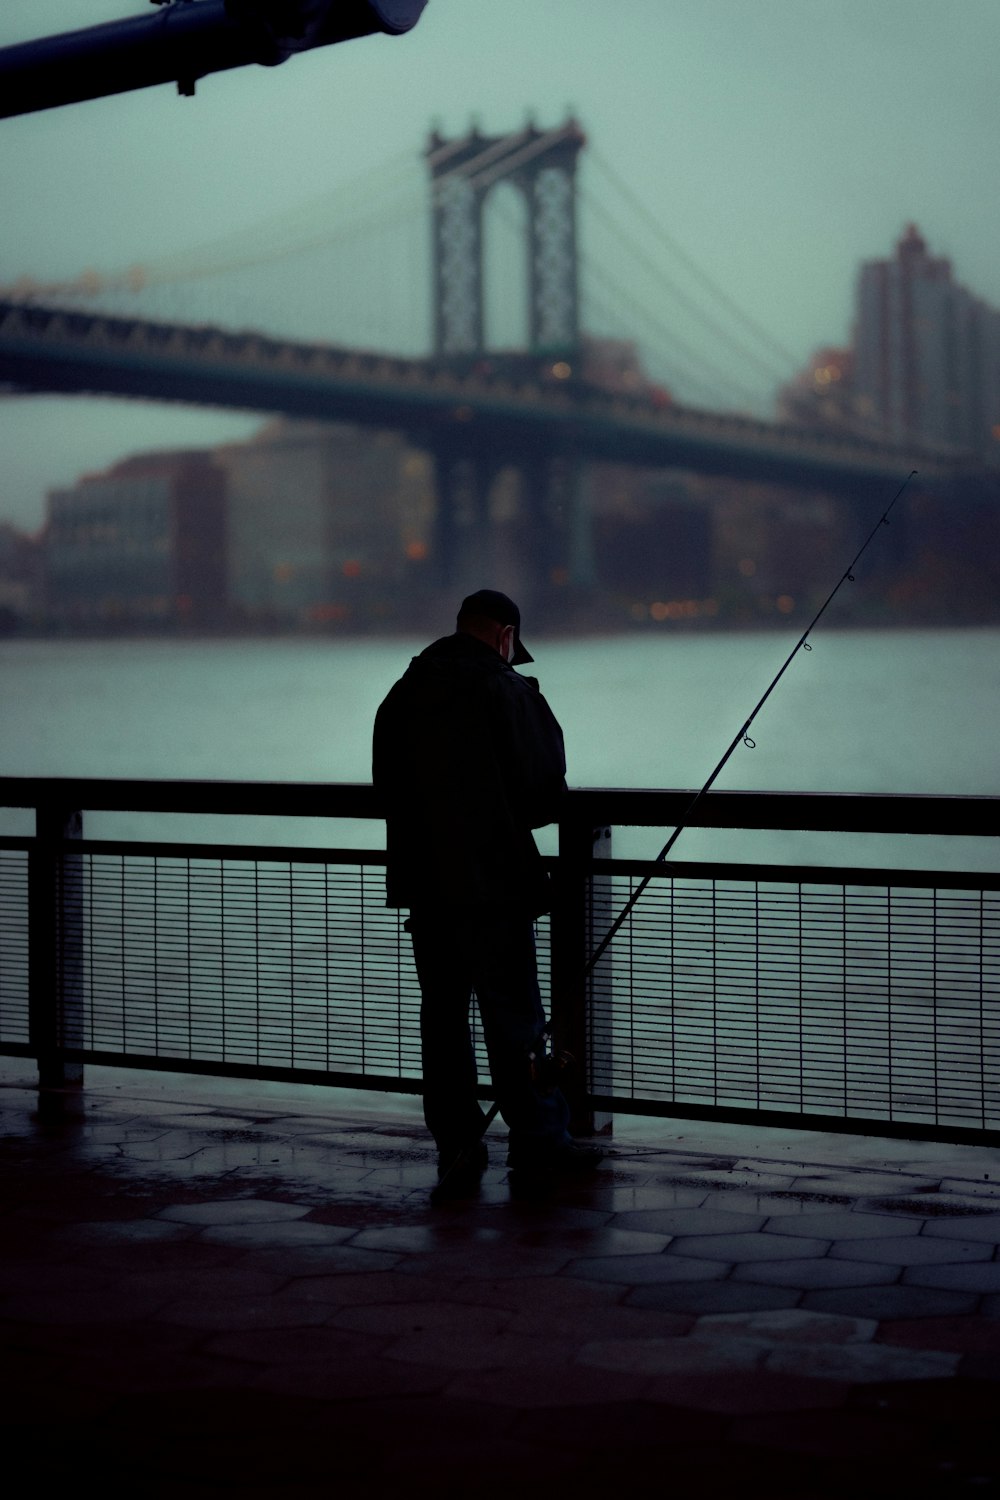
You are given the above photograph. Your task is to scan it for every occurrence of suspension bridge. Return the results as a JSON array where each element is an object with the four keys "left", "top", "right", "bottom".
[{"left": 0, "top": 119, "right": 978, "bottom": 588}]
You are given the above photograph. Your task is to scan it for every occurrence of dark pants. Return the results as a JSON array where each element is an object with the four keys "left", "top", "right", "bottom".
[{"left": 408, "top": 910, "right": 571, "bottom": 1161}]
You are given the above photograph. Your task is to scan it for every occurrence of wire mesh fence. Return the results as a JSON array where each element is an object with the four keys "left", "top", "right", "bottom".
[
  {"left": 587, "top": 865, "right": 1000, "bottom": 1132},
  {"left": 0, "top": 846, "right": 29, "bottom": 1048},
  {"left": 54, "top": 846, "right": 424, "bottom": 1084},
  {"left": 2, "top": 781, "right": 998, "bottom": 1143},
  {"left": 2, "top": 839, "right": 547, "bottom": 1095}
]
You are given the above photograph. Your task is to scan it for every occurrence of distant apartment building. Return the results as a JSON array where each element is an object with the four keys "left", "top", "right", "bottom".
[
  {"left": 589, "top": 467, "right": 710, "bottom": 594},
  {"left": 217, "top": 419, "right": 434, "bottom": 627},
  {"left": 776, "top": 347, "right": 862, "bottom": 433},
  {"left": 853, "top": 225, "right": 1000, "bottom": 456},
  {"left": 45, "top": 450, "right": 226, "bottom": 628},
  {"left": 0, "top": 521, "right": 42, "bottom": 631}
]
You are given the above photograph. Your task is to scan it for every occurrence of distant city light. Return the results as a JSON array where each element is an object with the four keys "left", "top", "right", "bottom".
[
  {"left": 551, "top": 362, "right": 572, "bottom": 380},
  {"left": 639, "top": 598, "right": 719, "bottom": 623},
  {"left": 776, "top": 594, "right": 795, "bottom": 613},
  {"left": 738, "top": 558, "right": 756, "bottom": 577},
  {"left": 306, "top": 602, "right": 349, "bottom": 623}
]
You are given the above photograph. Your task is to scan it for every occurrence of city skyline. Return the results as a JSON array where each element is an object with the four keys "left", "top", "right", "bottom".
[{"left": 1, "top": 0, "right": 998, "bottom": 529}]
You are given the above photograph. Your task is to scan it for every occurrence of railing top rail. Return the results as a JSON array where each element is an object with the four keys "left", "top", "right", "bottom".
[
  {"left": 567, "top": 787, "right": 1000, "bottom": 837},
  {"left": 2, "top": 776, "right": 999, "bottom": 835},
  {"left": 5, "top": 830, "right": 996, "bottom": 892},
  {"left": 0, "top": 776, "right": 376, "bottom": 819},
  {"left": 592, "top": 854, "right": 1000, "bottom": 892}
]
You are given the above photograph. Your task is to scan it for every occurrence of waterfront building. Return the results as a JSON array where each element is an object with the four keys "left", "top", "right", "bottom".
[
  {"left": 0, "top": 521, "right": 42, "bottom": 631},
  {"left": 217, "top": 419, "right": 434, "bottom": 629},
  {"left": 45, "top": 451, "right": 226, "bottom": 629}
]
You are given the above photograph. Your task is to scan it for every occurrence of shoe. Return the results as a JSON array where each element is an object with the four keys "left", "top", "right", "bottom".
[
  {"left": 436, "top": 1140, "right": 488, "bottom": 1180},
  {"left": 507, "top": 1139, "right": 605, "bottom": 1180},
  {"left": 430, "top": 1139, "right": 488, "bottom": 1203}
]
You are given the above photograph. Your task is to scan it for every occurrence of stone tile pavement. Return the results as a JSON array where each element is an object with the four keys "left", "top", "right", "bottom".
[{"left": 2, "top": 1066, "right": 999, "bottom": 1497}]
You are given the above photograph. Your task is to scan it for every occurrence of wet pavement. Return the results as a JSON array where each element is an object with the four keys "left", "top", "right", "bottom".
[{"left": 2, "top": 1066, "right": 999, "bottom": 1497}]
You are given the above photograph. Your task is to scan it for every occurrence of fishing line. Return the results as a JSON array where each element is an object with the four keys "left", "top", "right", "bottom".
[
  {"left": 432, "top": 468, "right": 916, "bottom": 1199},
  {"left": 583, "top": 468, "right": 919, "bottom": 978}
]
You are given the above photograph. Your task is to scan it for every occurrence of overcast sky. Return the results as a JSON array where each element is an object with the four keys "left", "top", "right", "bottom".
[{"left": 1, "top": 0, "right": 998, "bottom": 531}]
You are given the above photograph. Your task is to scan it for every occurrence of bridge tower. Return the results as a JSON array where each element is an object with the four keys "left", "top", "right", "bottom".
[
  {"left": 423, "top": 119, "right": 592, "bottom": 614},
  {"left": 427, "top": 117, "right": 585, "bottom": 360}
]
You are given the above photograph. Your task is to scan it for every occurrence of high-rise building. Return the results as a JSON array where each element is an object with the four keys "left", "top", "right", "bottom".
[{"left": 853, "top": 225, "right": 1000, "bottom": 457}]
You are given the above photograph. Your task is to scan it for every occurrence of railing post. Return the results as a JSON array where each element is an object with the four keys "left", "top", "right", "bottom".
[
  {"left": 587, "top": 824, "right": 614, "bottom": 1136},
  {"left": 551, "top": 816, "right": 613, "bottom": 1138},
  {"left": 29, "top": 805, "right": 84, "bottom": 1108}
]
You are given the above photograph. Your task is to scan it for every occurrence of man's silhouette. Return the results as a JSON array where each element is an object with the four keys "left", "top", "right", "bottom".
[{"left": 373, "top": 589, "right": 603, "bottom": 1195}]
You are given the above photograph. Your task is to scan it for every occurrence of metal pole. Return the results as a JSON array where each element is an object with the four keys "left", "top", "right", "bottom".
[{"left": 29, "top": 804, "right": 85, "bottom": 1109}]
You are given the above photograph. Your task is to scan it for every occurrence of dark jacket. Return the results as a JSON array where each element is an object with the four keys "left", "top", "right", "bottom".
[{"left": 372, "top": 632, "right": 567, "bottom": 915}]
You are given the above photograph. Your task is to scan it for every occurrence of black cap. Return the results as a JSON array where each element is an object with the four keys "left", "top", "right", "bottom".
[{"left": 457, "top": 589, "right": 534, "bottom": 665}]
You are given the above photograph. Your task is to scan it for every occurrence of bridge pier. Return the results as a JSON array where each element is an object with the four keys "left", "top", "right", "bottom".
[
  {"left": 427, "top": 443, "right": 504, "bottom": 595},
  {"left": 426, "top": 437, "right": 596, "bottom": 621}
]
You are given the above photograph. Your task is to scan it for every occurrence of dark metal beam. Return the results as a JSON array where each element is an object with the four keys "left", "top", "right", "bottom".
[{"left": 3, "top": 775, "right": 999, "bottom": 840}]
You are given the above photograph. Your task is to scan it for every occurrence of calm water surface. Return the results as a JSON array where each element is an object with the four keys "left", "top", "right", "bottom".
[{"left": 2, "top": 629, "right": 998, "bottom": 870}]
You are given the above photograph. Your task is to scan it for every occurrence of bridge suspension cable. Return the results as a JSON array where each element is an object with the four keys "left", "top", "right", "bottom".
[
  {"left": 2, "top": 146, "right": 422, "bottom": 303},
  {"left": 587, "top": 145, "right": 802, "bottom": 372},
  {"left": 578, "top": 180, "right": 791, "bottom": 390},
  {"left": 579, "top": 255, "right": 768, "bottom": 410},
  {"left": 475, "top": 176, "right": 764, "bottom": 408}
]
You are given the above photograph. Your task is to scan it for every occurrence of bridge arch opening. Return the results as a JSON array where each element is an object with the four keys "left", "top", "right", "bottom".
[{"left": 482, "top": 181, "right": 530, "bottom": 354}]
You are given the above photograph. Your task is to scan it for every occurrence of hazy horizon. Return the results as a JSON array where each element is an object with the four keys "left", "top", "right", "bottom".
[{"left": 1, "top": 1, "right": 998, "bottom": 530}]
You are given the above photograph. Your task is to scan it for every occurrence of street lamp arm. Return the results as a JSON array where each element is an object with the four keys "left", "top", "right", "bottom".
[{"left": 0, "top": 0, "right": 428, "bottom": 119}]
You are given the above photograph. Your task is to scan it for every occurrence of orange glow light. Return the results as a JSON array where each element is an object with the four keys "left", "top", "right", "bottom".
[{"left": 306, "top": 602, "right": 350, "bottom": 623}]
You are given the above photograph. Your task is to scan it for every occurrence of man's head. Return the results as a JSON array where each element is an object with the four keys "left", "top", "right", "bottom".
[{"left": 456, "top": 589, "right": 534, "bottom": 665}]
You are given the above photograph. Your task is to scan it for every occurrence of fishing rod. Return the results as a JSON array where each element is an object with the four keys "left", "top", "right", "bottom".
[
  {"left": 584, "top": 467, "right": 919, "bottom": 977},
  {"left": 431, "top": 468, "right": 917, "bottom": 1201}
]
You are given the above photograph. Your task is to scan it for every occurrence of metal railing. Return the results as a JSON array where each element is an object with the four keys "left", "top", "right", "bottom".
[{"left": 2, "top": 776, "right": 998, "bottom": 1145}]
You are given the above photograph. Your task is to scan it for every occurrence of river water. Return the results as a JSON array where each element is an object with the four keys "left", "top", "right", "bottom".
[{"left": 1, "top": 626, "right": 998, "bottom": 871}]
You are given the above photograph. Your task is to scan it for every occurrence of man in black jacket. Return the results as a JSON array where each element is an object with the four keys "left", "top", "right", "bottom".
[{"left": 373, "top": 589, "right": 603, "bottom": 1193}]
